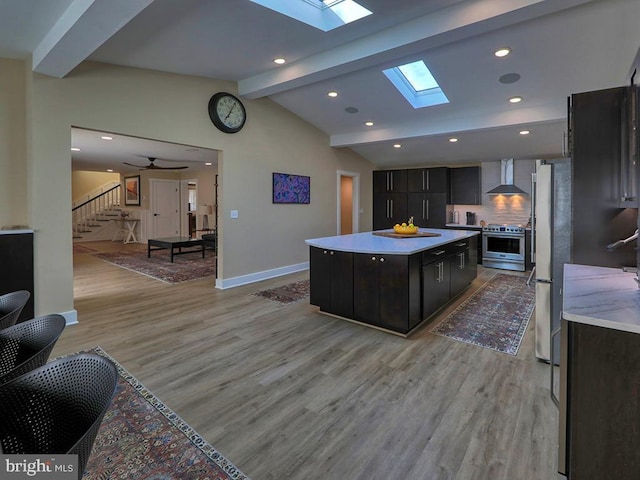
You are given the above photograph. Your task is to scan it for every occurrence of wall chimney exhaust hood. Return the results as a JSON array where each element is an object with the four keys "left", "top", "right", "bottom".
[{"left": 486, "top": 158, "right": 527, "bottom": 195}]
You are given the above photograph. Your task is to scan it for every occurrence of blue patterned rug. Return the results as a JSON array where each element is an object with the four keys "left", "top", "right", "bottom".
[{"left": 430, "top": 274, "right": 535, "bottom": 356}]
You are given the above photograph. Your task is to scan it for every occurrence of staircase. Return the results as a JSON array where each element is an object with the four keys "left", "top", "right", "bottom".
[{"left": 72, "top": 183, "right": 122, "bottom": 240}]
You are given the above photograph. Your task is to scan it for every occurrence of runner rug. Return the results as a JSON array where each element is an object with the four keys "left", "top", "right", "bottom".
[
  {"left": 83, "top": 346, "right": 249, "bottom": 480},
  {"left": 430, "top": 274, "right": 535, "bottom": 356},
  {"left": 252, "top": 279, "right": 310, "bottom": 305},
  {"left": 92, "top": 251, "right": 215, "bottom": 284}
]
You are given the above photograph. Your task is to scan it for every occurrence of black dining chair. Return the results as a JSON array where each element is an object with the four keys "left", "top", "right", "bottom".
[
  {"left": 0, "top": 353, "right": 118, "bottom": 480},
  {"left": 0, "top": 290, "right": 31, "bottom": 330},
  {"left": 0, "top": 314, "right": 66, "bottom": 385}
]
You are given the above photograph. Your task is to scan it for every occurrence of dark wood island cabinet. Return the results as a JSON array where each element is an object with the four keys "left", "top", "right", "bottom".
[{"left": 307, "top": 229, "right": 478, "bottom": 335}]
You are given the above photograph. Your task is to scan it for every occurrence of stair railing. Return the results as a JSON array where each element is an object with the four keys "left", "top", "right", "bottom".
[{"left": 72, "top": 184, "right": 121, "bottom": 236}]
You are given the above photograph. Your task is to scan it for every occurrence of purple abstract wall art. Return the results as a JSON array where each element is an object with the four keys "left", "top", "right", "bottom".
[{"left": 272, "top": 172, "right": 310, "bottom": 204}]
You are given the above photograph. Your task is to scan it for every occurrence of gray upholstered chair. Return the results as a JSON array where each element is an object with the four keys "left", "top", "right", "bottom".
[
  {"left": 0, "top": 353, "right": 118, "bottom": 480},
  {"left": 0, "top": 290, "right": 31, "bottom": 330},
  {"left": 0, "top": 314, "right": 66, "bottom": 385}
]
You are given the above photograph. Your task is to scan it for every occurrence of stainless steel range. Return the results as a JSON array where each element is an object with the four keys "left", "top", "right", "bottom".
[{"left": 482, "top": 224, "right": 526, "bottom": 271}]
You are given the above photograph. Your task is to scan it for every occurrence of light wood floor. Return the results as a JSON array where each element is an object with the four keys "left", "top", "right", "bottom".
[{"left": 55, "top": 241, "right": 563, "bottom": 480}]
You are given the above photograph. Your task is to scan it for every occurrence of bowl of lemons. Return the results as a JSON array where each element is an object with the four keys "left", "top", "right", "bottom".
[{"left": 393, "top": 217, "right": 418, "bottom": 234}]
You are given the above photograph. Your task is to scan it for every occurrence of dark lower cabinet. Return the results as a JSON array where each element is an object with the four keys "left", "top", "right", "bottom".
[
  {"left": 309, "top": 247, "right": 353, "bottom": 318},
  {"left": 449, "top": 238, "right": 477, "bottom": 296},
  {"left": 561, "top": 319, "right": 640, "bottom": 479},
  {"left": 422, "top": 257, "right": 450, "bottom": 320},
  {"left": 0, "top": 232, "right": 34, "bottom": 322},
  {"left": 353, "top": 253, "right": 421, "bottom": 333}
]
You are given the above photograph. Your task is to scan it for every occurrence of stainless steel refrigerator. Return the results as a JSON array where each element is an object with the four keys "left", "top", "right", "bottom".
[{"left": 532, "top": 159, "right": 571, "bottom": 363}]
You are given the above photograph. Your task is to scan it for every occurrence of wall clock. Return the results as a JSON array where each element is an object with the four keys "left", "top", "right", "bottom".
[{"left": 208, "top": 92, "right": 246, "bottom": 134}]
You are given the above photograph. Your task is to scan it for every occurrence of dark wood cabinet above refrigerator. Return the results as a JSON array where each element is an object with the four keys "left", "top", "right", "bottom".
[{"left": 570, "top": 86, "right": 638, "bottom": 269}]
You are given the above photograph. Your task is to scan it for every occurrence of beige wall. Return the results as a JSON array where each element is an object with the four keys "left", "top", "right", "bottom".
[
  {"left": 72, "top": 171, "right": 120, "bottom": 204},
  {"left": 10, "top": 61, "right": 373, "bottom": 318},
  {"left": 0, "top": 58, "right": 27, "bottom": 226}
]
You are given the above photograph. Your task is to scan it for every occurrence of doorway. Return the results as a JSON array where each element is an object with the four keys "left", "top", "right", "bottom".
[{"left": 336, "top": 171, "right": 360, "bottom": 235}]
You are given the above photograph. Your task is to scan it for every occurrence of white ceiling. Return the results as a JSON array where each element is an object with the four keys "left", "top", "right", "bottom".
[{"left": 2, "top": 0, "right": 640, "bottom": 172}]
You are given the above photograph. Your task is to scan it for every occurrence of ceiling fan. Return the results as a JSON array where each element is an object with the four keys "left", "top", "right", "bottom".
[{"left": 123, "top": 157, "right": 188, "bottom": 170}]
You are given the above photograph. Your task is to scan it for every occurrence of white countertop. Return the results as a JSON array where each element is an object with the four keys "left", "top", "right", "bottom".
[
  {"left": 445, "top": 223, "right": 482, "bottom": 229},
  {"left": 563, "top": 264, "right": 640, "bottom": 334},
  {"left": 0, "top": 229, "right": 34, "bottom": 235},
  {"left": 306, "top": 229, "right": 479, "bottom": 255}
]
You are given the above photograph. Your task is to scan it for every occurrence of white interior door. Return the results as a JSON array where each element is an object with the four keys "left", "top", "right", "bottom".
[{"left": 150, "top": 179, "right": 180, "bottom": 238}]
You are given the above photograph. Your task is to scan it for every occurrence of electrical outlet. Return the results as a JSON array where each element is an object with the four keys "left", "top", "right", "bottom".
[{"left": 230, "top": 210, "right": 239, "bottom": 219}]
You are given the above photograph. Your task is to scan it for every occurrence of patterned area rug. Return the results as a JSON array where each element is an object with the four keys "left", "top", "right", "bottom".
[
  {"left": 85, "top": 347, "right": 249, "bottom": 480},
  {"left": 93, "top": 251, "right": 215, "bottom": 284},
  {"left": 252, "top": 279, "right": 310, "bottom": 305},
  {"left": 430, "top": 274, "right": 535, "bottom": 356}
]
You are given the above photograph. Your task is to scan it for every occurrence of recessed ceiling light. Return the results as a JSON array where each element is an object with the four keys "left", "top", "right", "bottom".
[
  {"left": 101, "top": 136, "right": 113, "bottom": 140},
  {"left": 107, "top": 169, "right": 113, "bottom": 172},
  {"left": 393, "top": 144, "right": 402, "bottom": 148},
  {"left": 519, "top": 130, "right": 531, "bottom": 135},
  {"left": 449, "top": 137, "right": 458, "bottom": 143},
  {"left": 495, "top": 47, "right": 511, "bottom": 58},
  {"left": 364, "top": 121, "right": 374, "bottom": 127},
  {"left": 70, "top": 147, "right": 80, "bottom": 152},
  {"left": 205, "top": 162, "right": 212, "bottom": 166},
  {"left": 327, "top": 91, "right": 338, "bottom": 98},
  {"left": 509, "top": 96, "right": 523, "bottom": 103},
  {"left": 273, "top": 58, "right": 286, "bottom": 65}
]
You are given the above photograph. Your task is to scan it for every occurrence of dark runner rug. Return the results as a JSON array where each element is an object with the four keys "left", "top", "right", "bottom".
[
  {"left": 93, "top": 251, "right": 215, "bottom": 284},
  {"left": 84, "top": 346, "right": 249, "bottom": 480},
  {"left": 430, "top": 273, "right": 535, "bottom": 356},
  {"left": 252, "top": 279, "right": 310, "bottom": 305}
]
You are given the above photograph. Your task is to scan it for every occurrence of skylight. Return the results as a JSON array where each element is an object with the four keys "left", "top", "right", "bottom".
[
  {"left": 383, "top": 60, "right": 449, "bottom": 109},
  {"left": 250, "top": 0, "right": 372, "bottom": 32}
]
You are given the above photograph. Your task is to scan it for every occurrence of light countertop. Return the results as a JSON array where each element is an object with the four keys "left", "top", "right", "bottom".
[
  {"left": 563, "top": 264, "right": 640, "bottom": 334},
  {"left": 0, "top": 229, "right": 34, "bottom": 235},
  {"left": 306, "top": 229, "right": 479, "bottom": 255}
]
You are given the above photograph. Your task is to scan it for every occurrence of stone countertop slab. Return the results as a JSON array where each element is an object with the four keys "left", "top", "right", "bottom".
[
  {"left": 563, "top": 263, "right": 640, "bottom": 334},
  {"left": 306, "top": 229, "right": 479, "bottom": 255}
]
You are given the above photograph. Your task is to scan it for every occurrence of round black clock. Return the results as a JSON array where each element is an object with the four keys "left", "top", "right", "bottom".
[{"left": 208, "top": 92, "right": 246, "bottom": 134}]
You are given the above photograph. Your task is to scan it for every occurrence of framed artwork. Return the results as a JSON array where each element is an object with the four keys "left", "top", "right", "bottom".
[
  {"left": 124, "top": 175, "right": 141, "bottom": 206},
  {"left": 272, "top": 172, "right": 310, "bottom": 204}
]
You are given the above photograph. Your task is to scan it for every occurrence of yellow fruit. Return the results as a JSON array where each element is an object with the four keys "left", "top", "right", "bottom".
[
  {"left": 409, "top": 223, "right": 414, "bottom": 228},
  {"left": 402, "top": 223, "right": 407, "bottom": 227},
  {"left": 394, "top": 224, "right": 400, "bottom": 227}
]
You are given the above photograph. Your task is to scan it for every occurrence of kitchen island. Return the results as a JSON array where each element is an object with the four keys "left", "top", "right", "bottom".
[
  {"left": 559, "top": 264, "right": 640, "bottom": 479},
  {"left": 305, "top": 229, "right": 479, "bottom": 335}
]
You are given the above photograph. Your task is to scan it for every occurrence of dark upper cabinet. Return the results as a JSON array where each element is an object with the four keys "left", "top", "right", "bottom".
[
  {"left": 373, "top": 170, "right": 407, "bottom": 193},
  {"left": 407, "top": 192, "right": 447, "bottom": 228},
  {"left": 373, "top": 193, "right": 408, "bottom": 230},
  {"left": 571, "top": 86, "right": 638, "bottom": 268},
  {"left": 450, "top": 167, "right": 481, "bottom": 205},
  {"left": 407, "top": 167, "right": 449, "bottom": 194}
]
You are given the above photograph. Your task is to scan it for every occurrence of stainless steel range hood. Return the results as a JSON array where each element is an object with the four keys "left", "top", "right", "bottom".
[{"left": 486, "top": 158, "right": 528, "bottom": 195}]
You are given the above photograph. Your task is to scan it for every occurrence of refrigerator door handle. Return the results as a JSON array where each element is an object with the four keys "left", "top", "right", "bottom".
[{"left": 550, "top": 322, "right": 561, "bottom": 408}]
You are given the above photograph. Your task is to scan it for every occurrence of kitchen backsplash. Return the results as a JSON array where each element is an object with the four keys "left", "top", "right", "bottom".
[{"left": 450, "top": 159, "right": 535, "bottom": 226}]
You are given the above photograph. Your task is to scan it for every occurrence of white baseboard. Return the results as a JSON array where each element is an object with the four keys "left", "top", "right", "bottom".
[
  {"left": 215, "top": 262, "right": 309, "bottom": 290},
  {"left": 60, "top": 309, "right": 78, "bottom": 325}
]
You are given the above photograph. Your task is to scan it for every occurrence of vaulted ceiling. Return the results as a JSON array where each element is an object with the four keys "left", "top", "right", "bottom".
[{"left": 2, "top": 0, "right": 640, "bottom": 172}]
